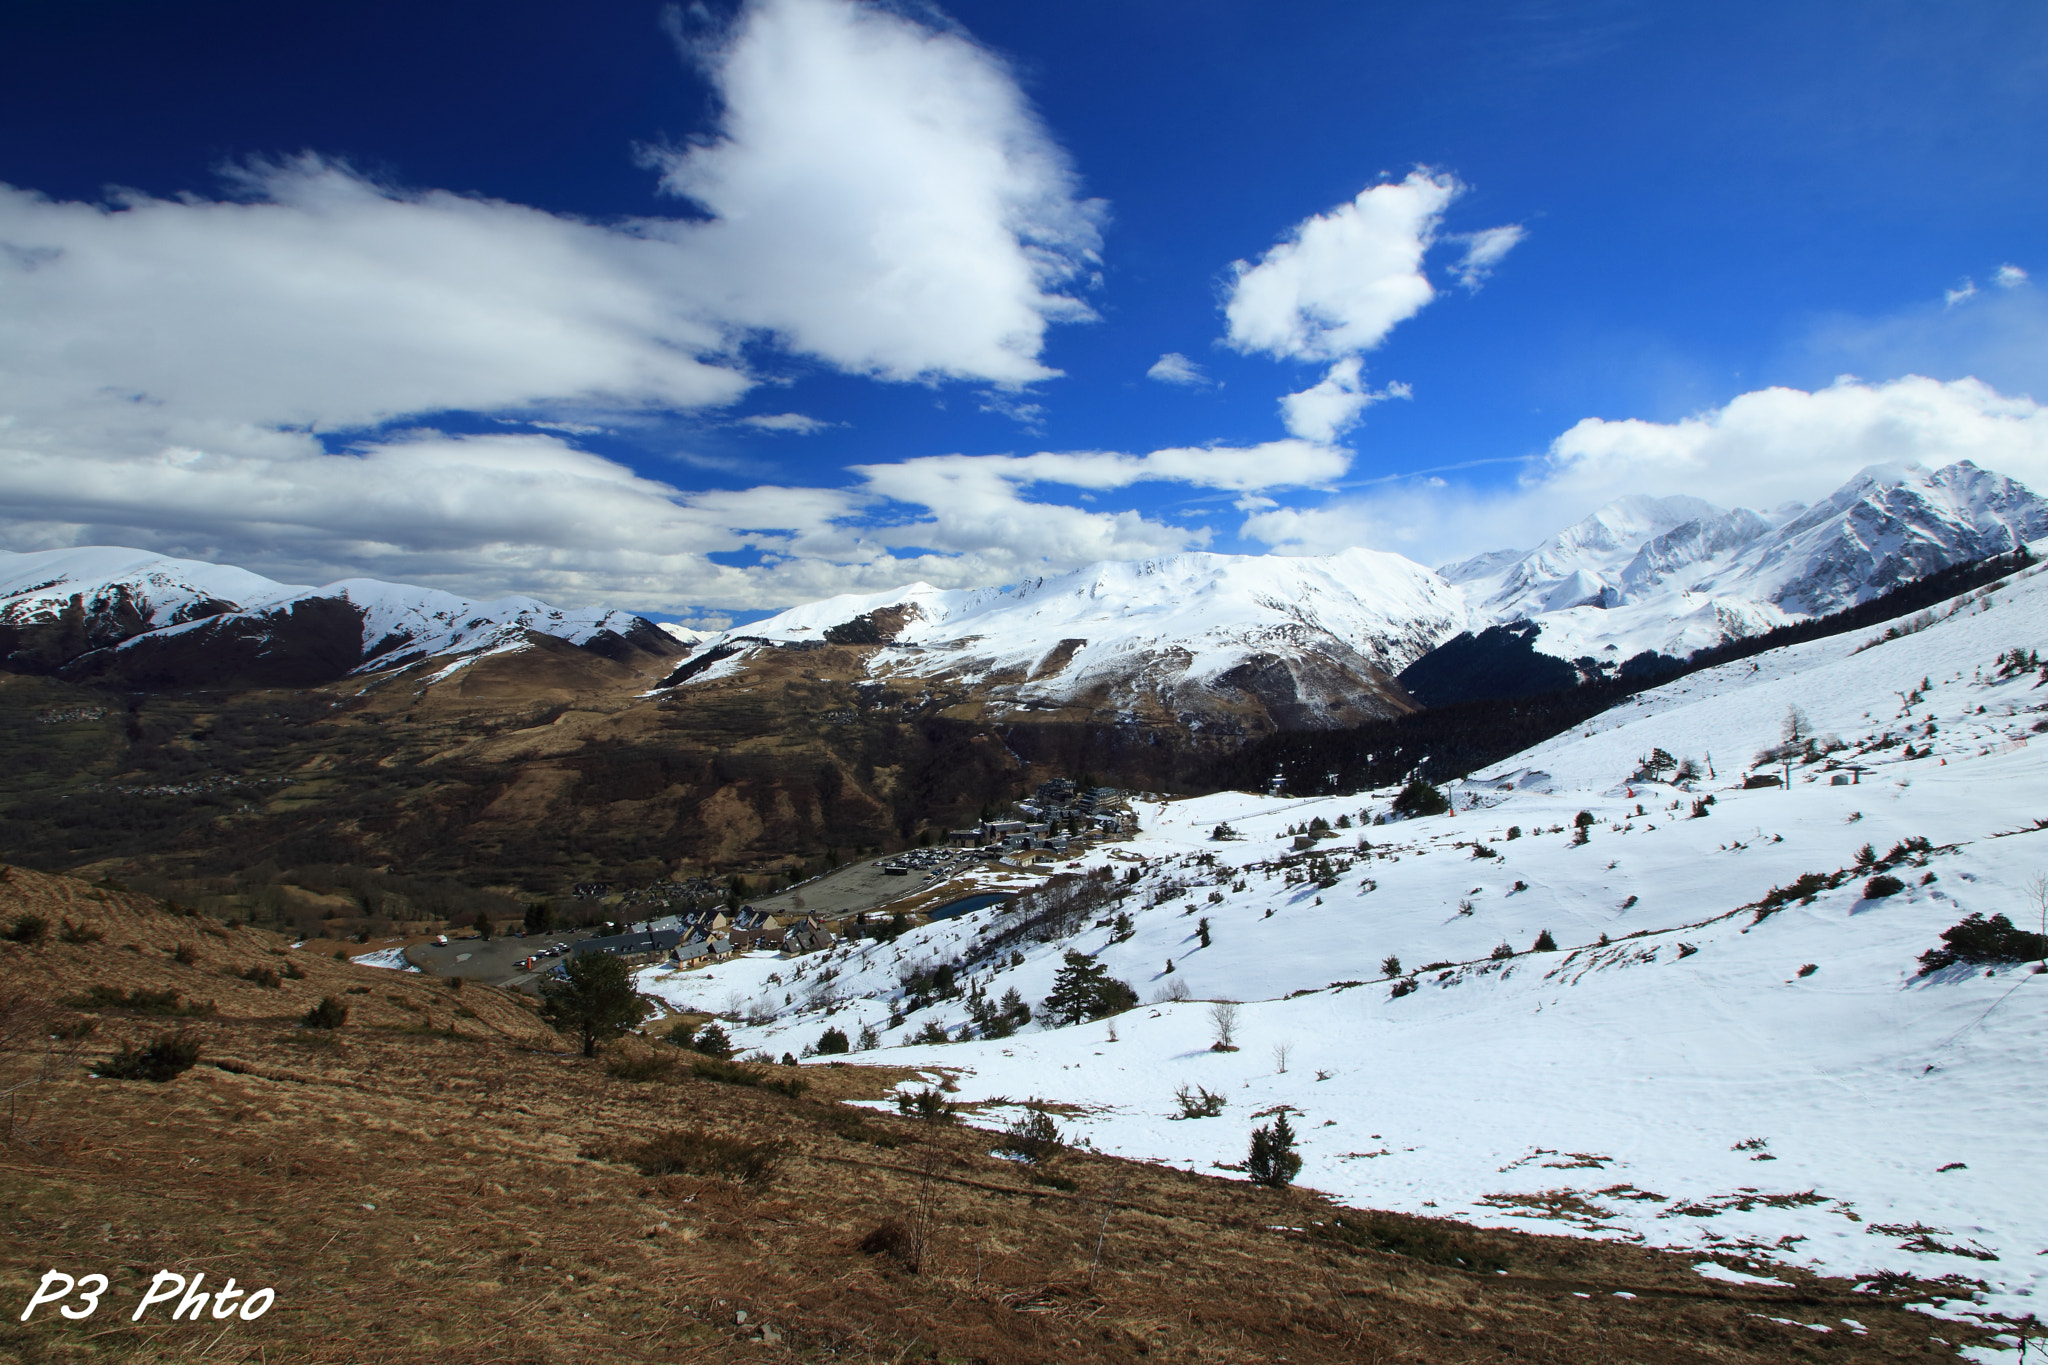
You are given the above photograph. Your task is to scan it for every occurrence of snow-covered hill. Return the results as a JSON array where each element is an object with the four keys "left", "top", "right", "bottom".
[
  {"left": 683, "top": 548, "right": 1467, "bottom": 732},
  {"left": 1445, "top": 460, "right": 2048, "bottom": 667},
  {"left": 642, "top": 553, "right": 2048, "bottom": 1344},
  {"left": 0, "top": 546, "right": 680, "bottom": 686}
]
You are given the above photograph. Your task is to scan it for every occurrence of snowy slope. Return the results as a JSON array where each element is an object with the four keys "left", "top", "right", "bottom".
[
  {"left": 643, "top": 556, "right": 2048, "bottom": 1342},
  {"left": 0, "top": 545, "right": 676, "bottom": 682},
  {"left": 1448, "top": 460, "right": 2048, "bottom": 664},
  {"left": 0, "top": 546, "right": 310, "bottom": 631},
  {"left": 692, "top": 548, "right": 1468, "bottom": 727}
]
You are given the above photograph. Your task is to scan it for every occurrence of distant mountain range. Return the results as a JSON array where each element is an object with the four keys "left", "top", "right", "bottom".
[
  {"left": 4, "top": 460, "right": 2041, "bottom": 728},
  {"left": 686, "top": 547, "right": 1465, "bottom": 735},
  {"left": 1410, "top": 459, "right": 2048, "bottom": 704},
  {"left": 0, "top": 546, "right": 683, "bottom": 688}
]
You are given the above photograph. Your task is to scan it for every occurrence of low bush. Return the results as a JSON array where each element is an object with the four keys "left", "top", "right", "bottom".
[
  {"left": 5, "top": 914, "right": 49, "bottom": 945},
  {"left": 66, "top": 985, "right": 215, "bottom": 1016},
  {"left": 1863, "top": 874, "right": 1905, "bottom": 900},
  {"left": 302, "top": 997, "right": 349, "bottom": 1029},
  {"left": 240, "top": 965, "right": 282, "bottom": 989},
  {"left": 1390, "top": 779, "right": 1449, "bottom": 818},
  {"left": 690, "top": 1055, "right": 808, "bottom": 1097},
  {"left": 820, "top": 1109, "right": 899, "bottom": 1149},
  {"left": 1918, "top": 913, "right": 2048, "bottom": 973},
  {"left": 993, "top": 1106, "right": 1063, "bottom": 1164},
  {"left": 815, "top": 1026, "right": 850, "bottom": 1055},
  {"left": 97, "top": 1032, "right": 202, "bottom": 1082},
  {"left": 1173, "top": 1083, "right": 1226, "bottom": 1119},
  {"left": 894, "top": 1087, "right": 959, "bottom": 1124},
  {"left": 58, "top": 919, "right": 104, "bottom": 945},
  {"left": 1308, "top": 1213, "right": 1509, "bottom": 1272},
  {"left": 859, "top": 1218, "right": 919, "bottom": 1266},
  {"left": 606, "top": 1127, "right": 786, "bottom": 1185},
  {"left": 607, "top": 1052, "right": 679, "bottom": 1082}
]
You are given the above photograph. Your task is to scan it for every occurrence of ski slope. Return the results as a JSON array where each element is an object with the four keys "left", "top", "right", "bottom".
[{"left": 639, "top": 556, "right": 2048, "bottom": 1350}]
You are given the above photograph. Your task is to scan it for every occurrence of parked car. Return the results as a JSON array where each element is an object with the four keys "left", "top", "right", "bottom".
[{"left": 432, "top": 934, "right": 449, "bottom": 947}]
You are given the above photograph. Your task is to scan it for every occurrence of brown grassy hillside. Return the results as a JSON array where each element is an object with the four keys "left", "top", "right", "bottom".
[{"left": 0, "top": 866, "right": 1996, "bottom": 1364}]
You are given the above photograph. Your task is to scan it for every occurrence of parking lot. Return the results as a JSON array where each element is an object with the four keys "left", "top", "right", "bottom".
[
  {"left": 750, "top": 852, "right": 977, "bottom": 918},
  {"left": 405, "top": 929, "right": 596, "bottom": 992}
]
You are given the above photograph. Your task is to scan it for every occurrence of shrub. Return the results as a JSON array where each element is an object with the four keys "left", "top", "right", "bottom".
[
  {"left": 58, "top": 919, "right": 104, "bottom": 945},
  {"left": 66, "top": 985, "right": 214, "bottom": 1017},
  {"left": 302, "top": 997, "right": 349, "bottom": 1029},
  {"left": 1391, "top": 779, "right": 1449, "bottom": 818},
  {"left": 608, "top": 1128, "right": 785, "bottom": 1185},
  {"left": 894, "top": 1087, "right": 959, "bottom": 1123},
  {"left": 173, "top": 944, "right": 197, "bottom": 965},
  {"left": 1490, "top": 942, "right": 1514, "bottom": 961},
  {"left": 1380, "top": 954, "right": 1401, "bottom": 978},
  {"left": 1173, "top": 1083, "right": 1227, "bottom": 1119},
  {"left": 98, "top": 1032, "right": 202, "bottom": 1082},
  {"left": 1532, "top": 929, "right": 1557, "bottom": 952},
  {"left": 993, "top": 1105, "right": 1063, "bottom": 1164},
  {"left": 1247, "top": 1112, "right": 1302, "bottom": 1188},
  {"left": 816, "top": 1027, "right": 850, "bottom": 1055},
  {"left": 1863, "top": 874, "right": 1905, "bottom": 900},
  {"left": 1389, "top": 978, "right": 1416, "bottom": 999},
  {"left": 240, "top": 965, "right": 282, "bottom": 989},
  {"left": 6, "top": 914, "right": 50, "bottom": 945},
  {"left": 859, "top": 1218, "right": 919, "bottom": 1267},
  {"left": 691, "top": 1022, "right": 735, "bottom": 1058},
  {"left": 1505, "top": 826, "right": 1521, "bottom": 840},
  {"left": 1309, "top": 1213, "right": 1508, "bottom": 1272},
  {"left": 607, "top": 1052, "right": 679, "bottom": 1082},
  {"left": 1918, "top": 913, "right": 2048, "bottom": 973},
  {"left": 283, "top": 961, "right": 307, "bottom": 980}
]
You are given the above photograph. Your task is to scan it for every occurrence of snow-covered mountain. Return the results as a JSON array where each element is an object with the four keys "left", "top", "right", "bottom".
[
  {"left": 642, "top": 549, "right": 2048, "bottom": 1333},
  {"left": 684, "top": 548, "right": 1468, "bottom": 734},
  {"left": 0, "top": 546, "right": 681, "bottom": 687},
  {"left": 1438, "top": 460, "right": 2048, "bottom": 674}
]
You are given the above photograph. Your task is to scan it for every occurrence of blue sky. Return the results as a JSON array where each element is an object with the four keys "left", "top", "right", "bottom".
[{"left": 3, "top": 0, "right": 2045, "bottom": 624}]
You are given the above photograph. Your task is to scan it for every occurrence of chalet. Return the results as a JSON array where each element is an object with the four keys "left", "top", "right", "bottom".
[
  {"left": 569, "top": 927, "right": 683, "bottom": 966},
  {"left": 780, "top": 916, "right": 834, "bottom": 956},
  {"left": 946, "top": 829, "right": 987, "bottom": 848}
]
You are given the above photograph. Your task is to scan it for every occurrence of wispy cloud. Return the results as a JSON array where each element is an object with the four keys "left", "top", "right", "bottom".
[
  {"left": 738, "top": 412, "right": 836, "bottom": 434},
  {"left": 1146, "top": 352, "right": 1207, "bottom": 386}
]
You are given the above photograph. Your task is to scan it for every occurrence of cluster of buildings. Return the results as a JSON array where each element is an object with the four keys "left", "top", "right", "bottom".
[
  {"left": 943, "top": 781, "right": 1136, "bottom": 857},
  {"left": 563, "top": 907, "right": 836, "bottom": 972}
]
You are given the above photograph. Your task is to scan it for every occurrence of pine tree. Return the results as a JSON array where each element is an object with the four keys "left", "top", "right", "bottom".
[
  {"left": 1246, "top": 1112, "right": 1302, "bottom": 1188},
  {"left": 540, "top": 953, "right": 654, "bottom": 1057},
  {"left": 1040, "top": 951, "right": 1139, "bottom": 1027}
]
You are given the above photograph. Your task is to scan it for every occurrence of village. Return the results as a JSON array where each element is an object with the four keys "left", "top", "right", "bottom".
[{"left": 522, "top": 780, "right": 1141, "bottom": 981}]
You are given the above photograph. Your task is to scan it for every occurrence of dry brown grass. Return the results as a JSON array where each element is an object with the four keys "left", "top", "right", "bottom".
[{"left": 0, "top": 864, "right": 2004, "bottom": 1363}]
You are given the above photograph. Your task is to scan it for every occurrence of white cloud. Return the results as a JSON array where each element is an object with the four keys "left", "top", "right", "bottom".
[
  {"left": 1223, "top": 170, "right": 1459, "bottom": 361},
  {"left": 1450, "top": 224, "right": 1526, "bottom": 290},
  {"left": 0, "top": 0, "right": 1121, "bottom": 611},
  {"left": 1244, "top": 375, "right": 2048, "bottom": 568},
  {"left": 1996, "top": 263, "right": 2030, "bottom": 289},
  {"left": 1277, "top": 357, "right": 1411, "bottom": 442},
  {"left": 1946, "top": 278, "right": 1978, "bottom": 308},
  {"left": 0, "top": 160, "right": 749, "bottom": 437},
  {"left": 738, "top": 412, "right": 836, "bottom": 433},
  {"left": 645, "top": 0, "right": 1104, "bottom": 384},
  {"left": 1146, "top": 352, "right": 1207, "bottom": 386}
]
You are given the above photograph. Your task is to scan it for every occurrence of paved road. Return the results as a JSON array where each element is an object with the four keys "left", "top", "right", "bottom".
[{"left": 405, "top": 929, "right": 597, "bottom": 993}]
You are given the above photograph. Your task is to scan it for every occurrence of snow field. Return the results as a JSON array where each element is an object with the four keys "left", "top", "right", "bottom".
[{"left": 637, "top": 559, "right": 2048, "bottom": 1348}]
